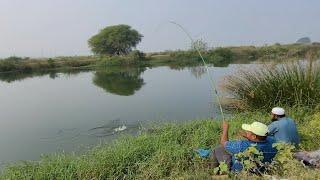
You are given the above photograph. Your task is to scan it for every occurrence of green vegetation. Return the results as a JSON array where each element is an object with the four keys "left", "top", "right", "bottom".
[
  {"left": 1, "top": 109, "right": 320, "bottom": 179},
  {"left": 88, "top": 24, "right": 143, "bottom": 55},
  {"left": 165, "top": 43, "right": 320, "bottom": 65},
  {"left": 224, "top": 61, "right": 320, "bottom": 110},
  {"left": 0, "top": 56, "right": 97, "bottom": 73},
  {"left": 1, "top": 43, "right": 320, "bottom": 73}
]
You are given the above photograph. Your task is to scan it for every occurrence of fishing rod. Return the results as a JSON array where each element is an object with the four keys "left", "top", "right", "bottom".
[{"left": 170, "top": 21, "right": 225, "bottom": 121}]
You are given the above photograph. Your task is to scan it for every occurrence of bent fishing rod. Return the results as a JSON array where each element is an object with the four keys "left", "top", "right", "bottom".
[{"left": 170, "top": 21, "right": 225, "bottom": 121}]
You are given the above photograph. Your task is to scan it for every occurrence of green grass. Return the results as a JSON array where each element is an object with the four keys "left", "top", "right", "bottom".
[
  {"left": 224, "top": 60, "right": 320, "bottom": 110},
  {"left": 1, "top": 109, "right": 320, "bottom": 179},
  {"left": 0, "top": 56, "right": 98, "bottom": 73}
]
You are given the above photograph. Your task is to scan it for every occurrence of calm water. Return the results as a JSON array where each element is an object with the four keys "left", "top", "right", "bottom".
[{"left": 0, "top": 64, "right": 253, "bottom": 165}]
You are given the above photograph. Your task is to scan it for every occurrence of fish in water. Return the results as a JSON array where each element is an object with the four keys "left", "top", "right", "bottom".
[
  {"left": 88, "top": 118, "right": 129, "bottom": 137},
  {"left": 114, "top": 125, "right": 127, "bottom": 132}
]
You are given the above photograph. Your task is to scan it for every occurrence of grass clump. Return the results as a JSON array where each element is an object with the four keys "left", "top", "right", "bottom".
[{"left": 224, "top": 61, "right": 320, "bottom": 110}]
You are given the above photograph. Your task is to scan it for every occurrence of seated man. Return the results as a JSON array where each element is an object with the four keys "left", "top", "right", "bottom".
[
  {"left": 210, "top": 121, "right": 277, "bottom": 172},
  {"left": 268, "top": 107, "right": 300, "bottom": 145}
]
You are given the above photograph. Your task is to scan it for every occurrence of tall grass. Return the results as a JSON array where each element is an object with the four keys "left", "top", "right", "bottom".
[{"left": 224, "top": 60, "right": 320, "bottom": 110}]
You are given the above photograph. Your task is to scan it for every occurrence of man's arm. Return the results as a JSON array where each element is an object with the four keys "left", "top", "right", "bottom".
[
  {"left": 220, "top": 121, "right": 229, "bottom": 147},
  {"left": 268, "top": 122, "right": 278, "bottom": 136}
]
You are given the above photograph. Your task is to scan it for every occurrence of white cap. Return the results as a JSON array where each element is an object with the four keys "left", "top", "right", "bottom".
[{"left": 271, "top": 107, "right": 285, "bottom": 115}]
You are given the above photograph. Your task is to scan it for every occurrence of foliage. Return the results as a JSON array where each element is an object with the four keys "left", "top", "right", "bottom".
[
  {"left": 47, "top": 58, "right": 55, "bottom": 68},
  {"left": 190, "top": 39, "right": 209, "bottom": 52},
  {"left": 128, "top": 50, "right": 146, "bottom": 61},
  {"left": 236, "top": 145, "right": 264, "bottom": 172},
  {"left": 207, "top": 47, "right": 235, "bottom": 66},
  {"left": 0, "top": 56, "right": 97, "bottom": 73},
  {"left": 213, "top": 162, "right": 229, "bottom": 175},
  {"left": 88, "top": 24, "right": 143, "bottom": 55},
  {"left": 299, "top": 111, "right": 320, "bottom": 150},
  {"left": 225, "top": 61, "right": 320, "bottom": 110},
  {"left": 4, "top": 56, "right": 29, "bottom": 61}
]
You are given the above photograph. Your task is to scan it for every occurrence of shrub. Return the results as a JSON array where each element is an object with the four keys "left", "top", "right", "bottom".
[
  {"left": 207, "top": 48, "right": 235, "bottom": 66},
  {"left": 128, "top": 50, "right": 146, "bottom": 61},
  {"left": 47, "top": 58, "right": 55, "bottom": 68},
  {"left": 224, "top": 61, "right": 320, "bottom": 110},
  {"left": 4, "top": 56, "right": 24, "bottom": 61},
  {"left": 299, "top": 111, "right": 320, "bottom": 150}
]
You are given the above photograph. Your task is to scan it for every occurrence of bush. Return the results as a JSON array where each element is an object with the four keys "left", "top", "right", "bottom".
[
  {"left": 4, "top": 56, "right": 24, "bottom": 61},
  {"left": 225, "top": 61, "right": 320, "bottom": 110},
  {"left": 128, "top": 50, "right": 146, "bottom": 61},
  {"left": 207, "top": 48, "right": 235, "bottom": 66},
  {"left": 47, "top": 58, "right": 55, "bottom": 68},
  {"left": 299, "top": 111, "right": 320, "bottom": 150}
]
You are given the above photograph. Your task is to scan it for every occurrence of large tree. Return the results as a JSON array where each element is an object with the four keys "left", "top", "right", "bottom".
[{"left": 88, "top": 24, "right": 143, "bottom": 55}]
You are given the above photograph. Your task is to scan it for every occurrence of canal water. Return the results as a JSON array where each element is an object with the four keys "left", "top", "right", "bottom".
[{"left": 0, "top": 64, "right": 253, "bottom": 165}]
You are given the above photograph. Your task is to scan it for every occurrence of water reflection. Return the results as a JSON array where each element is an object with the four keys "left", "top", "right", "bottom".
[
  {"left": 0, "top": 69, "right": 91, "bottom": 83},
  {"left": 188, "top": 66, "right": 206, "bottom": 79},
  {"left": 0, "top": 63, "right": 246, "bottom": 164},
  {"left": 92, "top": 67, "right": 146, "bottom": 96}
]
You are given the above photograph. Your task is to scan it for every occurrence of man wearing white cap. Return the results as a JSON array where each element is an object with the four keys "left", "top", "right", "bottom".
[{"left": 268, "top": 107, "right": 300, "bottom": 145}]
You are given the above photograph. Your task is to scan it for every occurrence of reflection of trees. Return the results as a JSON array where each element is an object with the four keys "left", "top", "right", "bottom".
[
  {"left": 0, "top": 69, "right": 91, "bottom": 83},
  {"left": 93, "top": 67, "right": 146, "bottom": 96},
  {"left": 189, "top": 66, "right": 206, "bottom": 79},
  {"left": 0, "top": 71, "right": 48, "bottom": 83}
]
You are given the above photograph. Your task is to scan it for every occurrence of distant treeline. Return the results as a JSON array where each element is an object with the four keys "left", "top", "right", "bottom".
[
  {"left": 1, "top": 43, "right": 320, "bottom": 73},
  {"left": 149, "top": 43, "right": 320, "bottom": 66}
]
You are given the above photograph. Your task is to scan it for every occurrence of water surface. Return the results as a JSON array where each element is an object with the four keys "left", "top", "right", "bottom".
[{"left": 0, "top": 64, "right": 252, "bottom": 165}]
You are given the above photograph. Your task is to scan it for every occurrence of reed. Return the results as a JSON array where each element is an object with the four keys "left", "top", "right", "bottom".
[{"left": 225, "top": 60, "right": 320, "bottom": 110}]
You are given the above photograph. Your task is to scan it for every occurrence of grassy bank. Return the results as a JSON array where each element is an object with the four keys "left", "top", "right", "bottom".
[
  {"left": 1, "top": 109, "right": 320, "bottom": 179},
  {"left": 1, "top": 43, "right": 320, "bottom": 73},
  {"left": 0, "top": 56, "right": 97, "bottom": 73}
]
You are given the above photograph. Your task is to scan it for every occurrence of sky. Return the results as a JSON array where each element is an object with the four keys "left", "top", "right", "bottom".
[{"left": 0, "top": 0, "right": 320, "bottom": 58}]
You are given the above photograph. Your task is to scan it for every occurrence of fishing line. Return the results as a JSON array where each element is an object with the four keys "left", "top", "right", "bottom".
[{"left": 170, "top": 21, "right": 225, "bottom": 120}]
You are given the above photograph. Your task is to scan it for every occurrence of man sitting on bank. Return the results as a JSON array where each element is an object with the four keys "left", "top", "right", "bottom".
[
  {"left": 268, "top": 107, "right": 300, "bottom": 145},
  {"left": 210, "top": 121, "right": 277, "bottom": 171}
]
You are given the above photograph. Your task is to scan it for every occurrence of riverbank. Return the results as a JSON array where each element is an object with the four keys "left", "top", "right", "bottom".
[
  {"left": 1, "top": 109, "right": 319, "bottom": 179},
  {"left": 1, "top": 43, "right": 320, "bottom": 73}
]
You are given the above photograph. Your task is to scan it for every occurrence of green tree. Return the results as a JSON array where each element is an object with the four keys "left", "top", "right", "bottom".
[{"left": 88, "top": 24, "right": 143, "bottom": 55}]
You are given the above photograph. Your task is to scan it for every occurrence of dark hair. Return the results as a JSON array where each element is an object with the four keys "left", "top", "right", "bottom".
[
  {"left": 256, "top": 135, "right": 267, "bottom": 141},
  {"left": 277, "top": 114, "right": 286, "bottom": 118}
]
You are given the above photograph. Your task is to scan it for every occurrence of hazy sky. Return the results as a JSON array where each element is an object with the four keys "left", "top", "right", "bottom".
[{"left": 1, "top": 0, "right": 319, "bottom": 57}]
